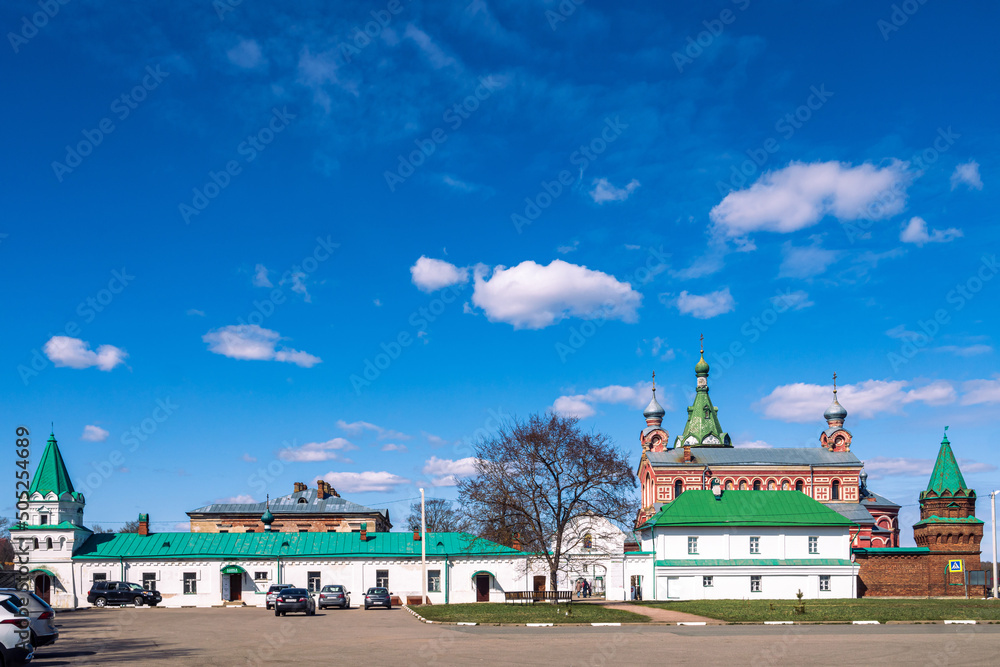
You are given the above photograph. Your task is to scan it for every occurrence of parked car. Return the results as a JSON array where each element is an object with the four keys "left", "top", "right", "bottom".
[
  {"left": 318, "top": 585, "right": 350, "bottom": 609},
  {"left": 0, "top": 594, "right": 34, "bottom": 666},
  {"left": 273, "top": 588, "right": 315, "bottom": 616},
  {"left": 265, "top": 584, "right": 294, "bottom": 610},
  {"left": 364, "top": 587, "right": 391, "bottom": 610},
  {"left": 0, "top": 590, "right": 58, "bottom": 648},
  {"left": 86, "top": 581, "right": 162, "bottom": 607}
]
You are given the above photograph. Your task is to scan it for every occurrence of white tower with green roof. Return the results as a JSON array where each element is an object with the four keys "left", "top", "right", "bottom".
[{"left": 10, "top": 431, "right": 92, "bottom": 608}]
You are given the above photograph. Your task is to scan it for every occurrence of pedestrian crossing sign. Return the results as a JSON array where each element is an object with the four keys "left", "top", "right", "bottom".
[{"left": 948, "top": 559, "right": 963, "bottom": 573}]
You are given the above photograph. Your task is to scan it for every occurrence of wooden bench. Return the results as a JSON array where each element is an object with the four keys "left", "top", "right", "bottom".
[{"left": 503, "top": 590, "right": 573, "bottom": 604}]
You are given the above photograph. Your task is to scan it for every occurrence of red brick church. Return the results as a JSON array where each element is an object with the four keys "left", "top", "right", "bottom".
[
  {"left": 636, "top": 353, "right": 901, "bottom": 549},
  {"left": 635, "top": 348, "right": 983, "bottom": 597}
]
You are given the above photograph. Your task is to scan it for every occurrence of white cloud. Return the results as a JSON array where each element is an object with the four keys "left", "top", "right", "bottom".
[
  {"left": 404, "top": 24, "right": 455, "bottom": 68},
  {"left": 472, "top": 260, "right": 642, "bottom": 329},
  {"left": 771, "top": 289, "right": 814, "bottom": 311},
  {"left": 410, "top": 256, "right": 469, "bottom": 292},
  {"left": 710, "top": 160, "right": 911, "bottom": 236},
  {"left": 203, "top": 325, "right": 321, "bottom": 368},
  {"left": 336, "top": 419, "right": 411, "bottom": 441},
  {"left": 864, "top": 456, "right": 996, "bottom": 480},
  {"left": 674, "top": 288, "right": 735, "bottom": 319},
  {"left": 315, "top": 471, "right": 410, "bottom": 493},
  {"left": 757, "top": 379, "right": 957, "bottom": 422},
  {"left": 422, "top": 431, "right": 450, "bottom": 446},
  {"left": 589, "top": 178, "right": 640, "bottom": 204},
  {"left": 216, "top": 494, "right": 256, "bottom": 504},
  {"left": 552, "top": 382, "right": 657, "bottom": 419},
  {"left": 241, "top": 453, "right": 257, "bottom": 463},
  {"left": 253, "top": 263, "right": 272, "bottom": 287},
  {"left": 650, "top": 336, "right": 675, "bottom": 361},
  {"left": 899, "top": 216, "right": 963, "bottom": 246},
  {"left": 557, "top": 240, "right": 580, "bottom": 254},
  {"left": 778, "top": 239, "right": 841, "bottom": 279},
  {"left": 43, "top": 336, "right": 127, "bottom": 371},
  {"left": 735, "top": 440, "right": 771, "bottom": 449},
  {"left": 960, "top": 377, "right": 1000, "bottom": 406},
  {"left": 280, "top": 270, "right": 311, "bottom": 302},
  {"left": 381, "top": 443, "right": 408, "bottom": 452},
  {"left": 934, "top": 344, "right": 992, "bottom": 357},
  {"left": 278, "top": 437, "right": 357, "bottom": 462},
  {"left": 81, "top": 425, "right": 109, "bottom": 442},
  {"left": 227, "top": 38, "right": 264, "bottom": 69},
  {"left": 423, "top": 456, "right": 479, "bottom": 486},
  {"left": 441, "top": 175, "right": 487, "bottom": 193},
  {"left": 951, "top": 161, "right": 983, "bottom": 191},
  {"left": 186, "top": 309, "right": 205, "bottom": 317}
]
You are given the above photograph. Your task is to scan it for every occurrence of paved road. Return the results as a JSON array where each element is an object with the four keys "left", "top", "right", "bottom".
[{"left": 32, "top": 605, "right": 1000, "bottom": 666}]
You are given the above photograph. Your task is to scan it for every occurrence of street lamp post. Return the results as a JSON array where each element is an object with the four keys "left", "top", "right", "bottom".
[
  {"left": 991, "top": 490, "right": 998, "bottom": 600},
  {"left": 420, "top": 488, "right": 427, "bottom": 605}
]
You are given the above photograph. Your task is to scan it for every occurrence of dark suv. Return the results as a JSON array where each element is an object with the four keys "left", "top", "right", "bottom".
[{"left": 87, "top": 581, "right": 162, "bottom": 607}]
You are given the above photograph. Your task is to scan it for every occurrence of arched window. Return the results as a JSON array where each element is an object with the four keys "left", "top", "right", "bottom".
[
  {"left": 33, "top": 538, "right": 39, "bottom": 550},
  {"left": 739, "top": 480, "right": 748, "bottom": 490},
  {"left": 725, "top": 480, "right": 734, "bottom": 490},
  {"left": 752, "top": 480, "right": 761, "bottom": 491},
  {"left": 45, "top": 538, "right": 53, "bottom": 550},
  {"left": 674, "top": 479, "right": 683, "bottom": 499},
  {"left": 644, "top": 473, "right": 651, "bottom": 506},
  {"left": 583, "top": 533, "right": 593, "bottom": 549},
  {"left": 831, "top": 480, "right": 841, "bottom": 501},
  {"left": 795, "top": 480, "right": 804, "bottom": 493},
  {"left": 297, "top": 497, "right": 308, "bottom": 504}
]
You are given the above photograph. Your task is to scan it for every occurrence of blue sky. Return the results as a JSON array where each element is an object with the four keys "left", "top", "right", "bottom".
[{"left": 2, "top": 0, "right": 998, "bottom": 545}]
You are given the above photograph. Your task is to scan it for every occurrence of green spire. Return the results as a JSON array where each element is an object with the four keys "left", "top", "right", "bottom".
[
  {"left": 922, "top": 427, "right": 970, "bottom": 497},
  {"left": 28, "top": 432, "right": 80, "bottom": 499},
  {"left": 674, "top": 344, "right": 730, "bottom": 448}
]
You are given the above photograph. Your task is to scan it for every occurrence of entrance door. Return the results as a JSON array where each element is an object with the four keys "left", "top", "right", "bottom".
[
  {"left": 475, "top": 575, "right": 490, "bottom": 602},
  {"left": 665, "top": 576, "right": 680, "bottom": 600},
  {"left": 34, "top": 574, "right": 51, "bottom": 604},
  {"left": 229, "top": 574, "right": 242, "bottom": 601},
  {"left": 532, "top": 575, "right": 546, "bottom": 601}
]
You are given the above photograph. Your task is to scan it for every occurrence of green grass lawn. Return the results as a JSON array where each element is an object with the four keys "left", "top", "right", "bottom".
[
  {"left": 643, "top": 598, "right": 1000, "bottom": 623},
  {"left": 414, "top": 602, "right": 650, "bottom": 624}
]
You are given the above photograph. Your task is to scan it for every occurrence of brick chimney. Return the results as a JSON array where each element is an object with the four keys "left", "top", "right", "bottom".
[
  {"left": 138, "top": 513, "right": 149, "bottom": 536},
  {"left": 511, "top": 533, "right": 521, "bottom": 551},
  {"left": 293, "top": 482, "right": 307, "bottom": 493},
  {"left": 413, "top": 528, "right": 421, "bottom": 541},
  {"left": 316, "top": 480, "right": 329, "bottom": 500},
  {"left": 683, "top": 444, "right": 693, "bottom": 463},
  {"left": 359, "top": 521, "right": 368, "bottom": 541}
]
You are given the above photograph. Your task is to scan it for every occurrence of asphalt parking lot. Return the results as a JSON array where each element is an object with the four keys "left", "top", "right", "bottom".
[{"left": 29, "top": 604, "right": 1000, "bottom": 666}]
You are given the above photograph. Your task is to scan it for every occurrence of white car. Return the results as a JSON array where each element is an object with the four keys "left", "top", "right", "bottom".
[
  {"left": 0, "top": 593, "right": 34, "bottom": 665},
  {"left": 0, "top": 590, "right": 58, "bottom": 648},
  {"left": 265, "top": 584, "right": 294, "bottom": 610}
]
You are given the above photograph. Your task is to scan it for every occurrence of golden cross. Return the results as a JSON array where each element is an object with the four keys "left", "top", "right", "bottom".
[
  {"left": 833, "top": 372, "right": 838, "bottom": 394},
  {"left": 651, "top": 370, "right": 655, "bottom": 387},
  {"left": 699, "top": 333, "right": 704, "bottom": 354}
]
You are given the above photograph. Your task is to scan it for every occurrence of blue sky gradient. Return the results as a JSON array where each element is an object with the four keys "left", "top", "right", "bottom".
[{"left": 2, "top": 0, "right": 998, "bottom": 545}]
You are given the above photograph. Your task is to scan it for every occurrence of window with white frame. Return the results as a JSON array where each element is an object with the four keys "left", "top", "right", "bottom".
[
  {"left": 428, "top": 570, "right": 441, "bottom": 593},
  {"left": 142, "top": 573, "right": 156, "bottom": 590},
  {"left": 92, "top": 573, "right": 107, "bottom": 585},
  {"left": 809, "top": 536, "right": 818, "bottom": 554},
  {"left": 376, "top": 569, "right": 389, "bottom": 588},
  {"left": 254, "top": 571, "right": 268, "bottom": 581},
  {"left": 750, "top": 575, "right": 761, "bottom": 593},
  {"left": 702, "top": 576, "right": 713, "bottom": 588},
  {"left": 819, "top": 575, "right": 830, "bottom": 592},
  {"left": 687, "top": 537, "right": 698, "bottom": 554},
  {"left": 749, "top": 536, "right": 760, "bottom": 554},
  {"left": 307, "top": 572, "right": 321, "bottom": 592},
  {"left": 183, "top": 572, "right": 197, "bottom": 594}
]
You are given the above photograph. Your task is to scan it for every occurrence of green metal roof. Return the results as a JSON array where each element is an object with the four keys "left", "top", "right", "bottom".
[
  {"left": 852, "top": 547, "right": 930, "bottom": 555},
  {"left": 643, "top": 490, "right": 855, "bottom": 528},
  {"left": 655, "top": 558, "right": 853, "bottom": 567},
  {"left": 922, "top": 431, "right": 972, "bottom": 498},
  {"left": 913, "top": 515, "right": 984, "bottom": 526},
  {"left": 674, "top": 356, "right": 730, "bottom": 448},
  {"left": 28, "top": 433, "right": 81, "bottom": 500},
  {"left": 13, "top": 521, "right": 87, "bottom": 531},
  {"left": 73, "top": 531, "right": 525, "bottom": 560}
]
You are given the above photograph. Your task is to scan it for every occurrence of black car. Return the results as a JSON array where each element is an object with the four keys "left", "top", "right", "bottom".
[
  {"left": 273, "top": 588, "right": 315, "bottom": 616},
  {"left": 364, "top": 587, "right": 391, "bottom": 610},
  {"left": 87, "top": 581, "right": 162, "bottom": 607}
]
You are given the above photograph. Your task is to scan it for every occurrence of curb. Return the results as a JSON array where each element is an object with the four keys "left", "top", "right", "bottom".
[
  {"left": 852, "top": 620, "right": 880, "bottom": 625},
  {"left": 944, "top": 620, "right": 976, "bottom": 624}
]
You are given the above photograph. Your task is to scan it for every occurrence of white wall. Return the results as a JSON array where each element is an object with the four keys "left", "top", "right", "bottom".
[
  {"left": 653, "top": 526, "right": 849, "bottom": 561},
  {"left": 654, "top": 568, "right": 856, "bottom": 600}
]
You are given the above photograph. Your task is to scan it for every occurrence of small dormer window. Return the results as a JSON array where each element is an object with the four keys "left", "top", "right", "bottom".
[{"left": 297, "top": 498, "right": 308, "bottom": 504}]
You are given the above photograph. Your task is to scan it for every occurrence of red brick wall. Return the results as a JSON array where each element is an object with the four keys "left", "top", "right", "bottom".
[{"left": 856, "top": 551, "right": 984, "bottom": 597}]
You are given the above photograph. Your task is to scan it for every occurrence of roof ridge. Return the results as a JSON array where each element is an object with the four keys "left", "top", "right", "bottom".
[{"left": 28, "top": 433, "right": 78, "bottom": 498}]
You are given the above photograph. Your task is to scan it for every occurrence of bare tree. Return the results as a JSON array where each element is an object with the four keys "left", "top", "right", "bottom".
[
  {"left": 0, "top": 518, "right": 13, "bottom": 568},
  {"left": 405, "top": 499, "right": 470, "bottom": 533},
  {"left": 458, "top": 413, "right": 637, "bottom": 591},
  {"left": 118, "top": 520, "right": 141, "bottom": 533},
  {"left": 89, "top": 524, "right": 114, "bottom": 534}
]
